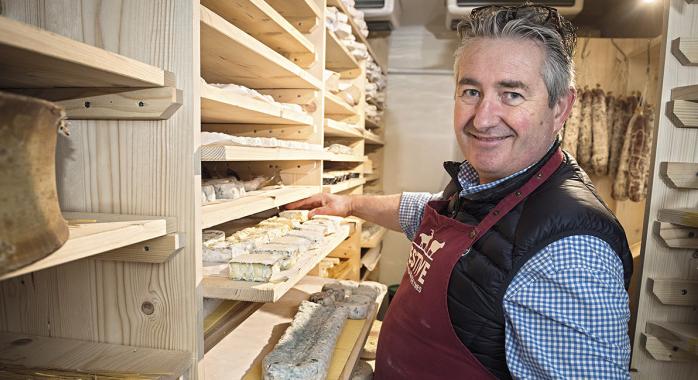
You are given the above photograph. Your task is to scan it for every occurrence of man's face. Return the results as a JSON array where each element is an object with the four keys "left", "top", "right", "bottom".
[{"left": 453, "top": 37, "right": 573, "bottom": 183}]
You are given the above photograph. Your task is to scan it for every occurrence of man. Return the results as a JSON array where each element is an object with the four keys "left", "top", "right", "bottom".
[{"left": 288, "top": 4, "right": 632, "bottom": 379}]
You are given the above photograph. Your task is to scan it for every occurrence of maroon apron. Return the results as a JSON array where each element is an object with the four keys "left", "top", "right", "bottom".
[{"left": 375, "top": 149, "right": 564, "bottom": 379}]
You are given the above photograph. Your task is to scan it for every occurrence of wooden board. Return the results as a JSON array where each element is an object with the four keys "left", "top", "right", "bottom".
[
  {"left": 203, "top": 300, "right": 262, "bottom": 353},
  {"left": 325, "top": 91, "right": 358, "bottom": 117},
  {"left": 325, "top": 29, "right": 361, "bottom": 78},
  {"left": 657, "top": 208, "right": 698, "bottom": 228},
  {"left": 265, "top": 0, "right": 322, "bottom": 33},
  {"left": 200, "top": 144, "right": 325, "bottom": 161},
  {"left": 200, "top": 0, "right": 316, "bottom": 68},
  {"left": 324, "top": 153, "right": 365, "bottom": 162},
  {"left": 644, "top": 333, "right": 695, "bottom": 362},
  {"left": 0, "top": 16, "right": 167, "bottom": 88},
  {"left": 364, "top": 118, "right": 381, "bottom": 129},
  {"left": 671, "top": 84, "right": 698, "bottom": 100},
  {"left": 0, "top": 331, "right": 191, "bottom": 379},
  {"left": 202, "top": 186, "right": 319, "bottom": 228},
  {"left": 200, "top": 5, "right": 321, "bottom": 89},
  {"left": 660, "top": 162, "right": 698, "bottom": 188},
  {"left": 364, "top": 174, "right": 380, "bottom": 182},
  {"left": 95, "top": 233, "right": 184, "bottom": 264},
  {"left": 0, "top": 212, "right": 174, "bottom": 281},
  {"left": 202, "top": 225, "right": 351, "bottom": 302},
  {"left": 656, "top": 222, "right": 698, "bottom": 249},
  {"left": 361, "top": 226, "right": 386, "bottom": 248},
  {"left": 649, "top": 278, "right": 698, "bottom": 306},
  {"left": 324, "top": 178, "right": 366, "bottom": 194},
  {"left": 325, "top": 118, "right": 364, "bottom": 138},
  {"left": 203, "top": 275, "right": 385, "bottom": 380},
  {"left": 645, "top": 322, "right": 698, "bottom": 355},
  {"left": 672, "top": 37, "right": 698, "bottom": 66},
  {"left": 361, "top": 246, "right": 381, "bottom": 271},
  {"left": 201, "top": 83, "right": 313, "bottom": 125},
  {"left": 669, "top": 100, "right": 698, "bottom": 128},
  {"left": 363, "top": 130, "right": 384, "bottom": 145}
]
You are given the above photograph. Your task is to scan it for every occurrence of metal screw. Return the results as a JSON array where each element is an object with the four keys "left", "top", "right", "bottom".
[
  {"left": 143, "top": 245, "right": 150, "bottom": 252},
  {"left": 84, "top": 101, "right": 91, "bottom": 108},
  {"left": 138, "top": 101, "right": 145, "bottom": 107},
  {"left": 141, "top": 301, "right": 155, "bottom": 315},
  {"left": 681, "top": 289, "right": 688, "bottom": 295}
]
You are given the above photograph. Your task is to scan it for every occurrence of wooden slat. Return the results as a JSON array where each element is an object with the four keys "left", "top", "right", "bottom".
[
  {"left": 265, "top": 0, "right": 321, "bottom": 33},
  {"left": 324, "top": 119, "right": 364, "bottom": 138},
  {"left": 669, "top": 100, "right": 698, "bottom": 128},
  {"left": 364, "top": 118, "right": 381, "bottom": 129},
  {"left": 645, "top": 322, "right": 698, "bottom": 355},
  {"left": 671, "top": 84, "right": 698, "bottom": 100},
  {"left": 671, "top": 37, "right": 698, "bottom": 66},
  {"left": 200, "top": 5, "right": 321, "bottom": 89},
  {"left": 649, "top": 278, "right": 698, "bottom": 306},
  {"left": 0, "top": 16, "right": 167, "bottom": 88},
  {"left": 324, "top": 178, "right": 366, "bottom": 194},
  {"left": 202, "top": 225, "right": 351, "bottom": 302},
  {"left": 660, "top": 162, "right": 698, "bottom": 188},
  {"left": 361, "top": 246, "right": 381, "bottom": 272},
  {"left": 364, "top": 173, "right": 380, "bottom": 182},
  {"left": 94, "top": 233, "right": 184, "bottom": 263},
  {"left": 644, "top": 333, "right": 694, "bottom": 362},
  {"left": 657, "top": 208, "right": 698, "bottom": 228},
  {"left": 325, "top": 29, "right": 361, "bottom": 78},
  {"left": 203, "top": 123, "right": 314, "bottom": 140},
  {"left": 325, "top": 91, "right": 358, "bottom": 117},
  {"left": 324, "top": 153, "right": 365, "bottom": 162},
  {"left": 0, "top": 331, "right": 191, "bottom": 379},
  {"left": 363, "top": 130, "right": 384, "bottom": 145},
  {"left": 656, "top": 222, "right": 698, "bottom": 249},
  {"left": 201, "top": 83, "right": 313, "bottom": 125},
  {"left": 204, "top": 300, "right": 262, "bottom": 353},
  {"left": 0, "top": 213, "right": 175, "bottom": 281},
  {"left": 200, "top": 145, "right": 325, "bottom": 161},
  {"left": 361, "top": 226, "right": 386, "bottom": 248},
  {"left": 200, "top": 0, "right": 316, "bottom": 68}
]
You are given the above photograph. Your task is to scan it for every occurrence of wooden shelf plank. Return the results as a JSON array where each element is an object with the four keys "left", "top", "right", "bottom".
[
  {"left": 649, "top": 278, "right": 698, "bottom": 306},
  {"left": 201, "top": 83, "right": 313, "bottom": 125},
  {"left": 324, "top": 153, "right": 365, "bottom": 162},
  {"left": 645, "top": 322, "right": 698, "bottom": 356},
  {"left": 325, "top": 119, "right": 364, "bottom": 138},
  {"left": 364, "top": 173, "right": 380, "bottom": 182},
  {"left": 325, "top": 92, "right": 358, "bottom": 117},
  {"left": 0, "top": 212, "right": 174, "bottom": 281},
  {"left": 326, "top": 0, "right": 386, "bottom": 74},
  {"left": 265, "top": 0, "right": 322, "bottom": 33},
  {"left": 658, "top": 208, "right": 698, "bottom": 228},
  {"left": 364, "top": 118, "right": 382, "bottom": 129},
  {"left": 324, "top": 177, "right": 366, "bottom": 194},
  {"left": 325, "top": 29, "right": 362, "bottom": 78},
  {"left": 95, "top": 233, "right": 184, "bottom": 264},
  {"left": 203, "top": 275, "right": 385, "bottom": 380},
  {"left": 202, "top": 186, "right": 319, "bottom": 228},
  {"left": 363, "top": 130, "right": 384, "bottom": 145},
  {"left": 200, "top": 5, "right": 321, "bottom": 89},
  {"left": 204, "top": 300, "right": 262, "bottom": 353},
  {"left": 0, "top": 332, "right": 191, "bottom": 379},
  {"left": 671, "top": 84, "right": 698, "bottom": 101},
  {"left": 661, "top": 162, "right": 698, "bottom": 189},
  {"left": 669, "top": 100, "right": 698, "bottom": 128},
  {"left": 201, "top": 0, "right": 316, "bottom": 68},
  {"left": 361, "top": 226, "right": 386, "bottom": 248},
  {"left": 671, "top": 37, "right": 698, "bottom": 66},
  {"left": 644, "top": 333, "right": 695, "bottom": 362},
  {"left": 201, "top": 145, "right": 325, "bottom": 161},
  {"left": 0, "top": 16, "right": 168, "bottom": 88},
  {"left": 202, "top": 225, "right": 352, "bottom": 302},
  {"left": 361, "top": 246, "right": 381, "bottom": 271},
  {"left": 656, "top": 222, "right": 698, "bottom": 249}
]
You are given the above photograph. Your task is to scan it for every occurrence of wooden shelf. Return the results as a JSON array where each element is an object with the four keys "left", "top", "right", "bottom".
[
  {"left": 202, "top": 186, "right": 319, "bottom": 228},
  {"left": 324, "top": 178, "right": 366, "bottom": 194},
  {"left": 0, "top": 16, "right": 169, "bottom": 88},
  {"left": 201, "top": 145, "right": 325, "bottom": 161},
  {"left": 200, "top": 5, "right": 321, "bottom": 89},
  {"left": 326, "top": 0, "right": 387, "bottom": 74},
  {"left": 644, "top": 333, "right": 695, "bottom": 362},
  {"left": 361, "top": 245, "right": 381, "bottom": 271},
  {"left": 364, "top": 173, "right": 380, "bottom": 182},
  {"left": 660, "top": 162, "right": 698, "bottom": 189},
  {"left": 669, "top": 100, "right": 698, "bottom": 128},
  {"left": 657, "top": 208, "right": 698, "bottom": 228},
  {"left": 201, "top": 0, "right": 316, "bottom": 68},
  {"left": 361, "top": 226, "right": 386, "bottom": 248},
  {"left": 203, "top": 275, "right": 386, "bottom": 379},
  {"left": 324, "top": 153, "right": 365, "bottom": 162},
  {"left": 363, "top": 130, "right": 384, "bottom": 145},
  {"left": 671, "top": 84, "right": 698, "bottom": 101},
  {"left": 0, "top": 212, "right": 174, "bottom": 281},
  {"left": 656, "top": 222, "right": 698, "bottom": 249},
  {"left": 364, "top": 118, "right": 381, "bottom": 129},
  {"left": 0, "top": 331, "right": 191, "bottom": 378},
  {"left": 265, "top": 0, "right": 322, "bottom": 33},
  {"left": 645, "top": 321, "right": 698, "bottom": 356},
  {"left": 325, "top": 29, "right": 361, "bottom": 78},
  {"left": 202, "top": 224, "right": 352, "bottom": 302},
  {"left": 201, "top": 83, "right": 313, "bottom": 125},
  {"left": 672, "top": 37, "right": 698, "bottom": 66},
  {"left": 325, "top": 91, "right": 358, "bottom": 117},
  {"left": 324, "top": 118, "right": 364, "bottom": 138},
  {"left": 649, "top": 278, "right": 698, "bottom": 306}
]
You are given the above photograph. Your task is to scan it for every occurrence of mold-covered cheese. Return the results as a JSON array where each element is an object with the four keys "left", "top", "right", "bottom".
[{"left": 229, "top": 253, "right": 282, "bottom": 282}]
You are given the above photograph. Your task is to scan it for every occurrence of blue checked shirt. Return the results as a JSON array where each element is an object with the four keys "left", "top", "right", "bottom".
[{"left": 398, "top": 161, "right": 631, "bottom": 379}]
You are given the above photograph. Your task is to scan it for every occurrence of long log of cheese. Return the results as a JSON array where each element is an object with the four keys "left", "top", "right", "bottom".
[
  {"left": 561, "top": 87, "right": 582, "bottom": 156},
  {"left": 640, "top": 105, "right": 656, "bottom": 199},
  {"left": 612, "top": 110, "right": 642, "bottom": 201},
  {"left": 608, "top": 97, "right": 628, "bottom": 177},
  {"left": 263, "top": 301, "right": 348, "bottom": 380},
  {"left": 628, "top": 105, "right": 655, "bottom": 202},
  {"left": 605, "top": 93, "right": 616, "bottom": 154},
  {"left": 577, "top": 88, "right": 593, "bottom": 167},
  {"left": 590, "top": 87, "right": 609, "bottom": 175}
]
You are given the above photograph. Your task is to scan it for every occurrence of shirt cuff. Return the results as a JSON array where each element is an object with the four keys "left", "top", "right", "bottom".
[{"left": 398, "top": 191, "right": 442, "bottom": 241}]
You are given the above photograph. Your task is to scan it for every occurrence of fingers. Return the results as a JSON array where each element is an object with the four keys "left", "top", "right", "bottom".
[
  {"left": 309, "top": 206, "right": 340, "bottom": 218},
  {"left": 283, "top": 193, "right": 324, "bottom": 210}
]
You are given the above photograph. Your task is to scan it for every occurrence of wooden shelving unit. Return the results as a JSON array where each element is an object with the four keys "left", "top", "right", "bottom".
[
  {"left": 324, "top": 177, "right": 367, "bottom": 194},
  {"left": 325, "top": 91, "right": 358, "bottom": 118},
  {"left": 0, "top": 212, "right": 175, "bottom": 281},
  {"left": 200, "top": 4, "right": 321, "bottom": 89}
]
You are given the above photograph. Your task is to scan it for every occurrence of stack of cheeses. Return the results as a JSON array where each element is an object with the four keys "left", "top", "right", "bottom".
[
  {"left": 365, "top": 56, "right": 387, "bottom": 126},
  {"left": 325, "top": 7, "right": 369, "bottom": 61},
  {"left": 202, "top": 211, "right": 345, "bottom": 282},
  {"left": 201, "top": 176, "right": 271, "bottom": 204},
  {"left": 201, "top": 132, "right": 323, "bottom": 152}
]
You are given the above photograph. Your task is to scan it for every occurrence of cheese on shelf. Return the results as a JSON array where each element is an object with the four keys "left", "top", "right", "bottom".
[{"left": 229, "top": 253, "right": 283, "bottom": 282}]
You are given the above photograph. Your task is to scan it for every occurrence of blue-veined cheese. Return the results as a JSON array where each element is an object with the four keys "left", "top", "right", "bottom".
[{"left": 229, "top": 253, "right": 282, "bottom": 282}]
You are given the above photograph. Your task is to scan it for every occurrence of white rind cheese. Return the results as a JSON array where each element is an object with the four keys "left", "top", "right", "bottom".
[
  {"left": 279, "top": 210, "right": 310, "bottom": 222},
  {"left": 202, "top": 240, "right": 248, "bottom": 262},
  {"left": 229, "top": 254, "right": 282, "bottom": 282},
  {"left": 350, "top": 360, "right": 374, "bottom": 380},
  {"left": 263, "top": 301, "right": 348, "bottom": 380}
]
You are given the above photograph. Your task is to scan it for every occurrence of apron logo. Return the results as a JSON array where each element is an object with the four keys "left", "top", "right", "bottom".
[{"left": 407, "top": 229, "right": 446, "bottom": 293}]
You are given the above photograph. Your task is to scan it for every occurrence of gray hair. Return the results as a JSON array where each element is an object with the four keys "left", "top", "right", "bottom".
[{"left": 454, "top": 5, "right": 577, "bottom": 108}]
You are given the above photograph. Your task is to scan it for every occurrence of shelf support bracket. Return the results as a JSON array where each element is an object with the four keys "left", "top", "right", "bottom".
[{"left": 95, "top": 233, "right": 185, "bottom": 263}]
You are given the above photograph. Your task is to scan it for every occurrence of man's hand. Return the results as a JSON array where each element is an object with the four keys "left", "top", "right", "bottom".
[{"left": 284, "top": 193, "right": 353, "bottom": 218}]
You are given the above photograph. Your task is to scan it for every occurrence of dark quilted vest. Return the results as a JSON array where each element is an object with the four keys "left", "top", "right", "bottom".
[{"left": 440, "top": 144, "right": 633, "bottom": 379}]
